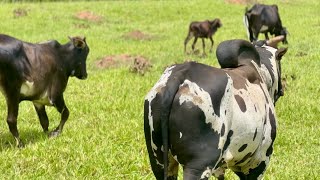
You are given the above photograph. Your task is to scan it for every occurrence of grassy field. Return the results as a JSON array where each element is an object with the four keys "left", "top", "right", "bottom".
[{"left": 0, "top": 0, "right": 319, "bottom": 179}]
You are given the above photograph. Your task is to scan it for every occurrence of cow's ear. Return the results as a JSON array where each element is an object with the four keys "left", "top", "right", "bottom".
[
  {"left": 276, "top": 48, "right": 288, "bottom": 60},
  {"left": 72, "top": 37, "right": 86, "bottom": 49}
]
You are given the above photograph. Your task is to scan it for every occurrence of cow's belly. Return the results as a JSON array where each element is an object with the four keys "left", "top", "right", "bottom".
[{"left": 20, "top": 80, "right": 52, "bottom": 106}]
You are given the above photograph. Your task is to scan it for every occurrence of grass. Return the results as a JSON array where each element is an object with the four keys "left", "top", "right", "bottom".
[{"left": 0, "top": 0, "right": 319, "bottom": 179}]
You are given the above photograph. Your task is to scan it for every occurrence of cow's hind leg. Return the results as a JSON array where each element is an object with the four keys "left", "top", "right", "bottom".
[
  {"left": 49, "top": 95, "right": 69, "bottom": 138},
  {"left": 6, "top": 95, "right": 24, "bottom": 148},
  {"left": 184, "top": 32, "right": 194, "bottom": 54},
  {"left": 209, "top": 36, "right": 214, "bottom": 53},
  {"left": 33, "top": 103, "right": 49, "bottom": 133}
]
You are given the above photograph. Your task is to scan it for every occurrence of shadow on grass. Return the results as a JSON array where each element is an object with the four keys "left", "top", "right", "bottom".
[{"left": 0, "top": 129, "right": 47, "bottom": 151}]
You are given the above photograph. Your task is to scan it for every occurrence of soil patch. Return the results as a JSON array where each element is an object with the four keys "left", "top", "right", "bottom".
[
  {"left": 123, "top": 30, "right": 154, "bottom": 41},
  {"left": 95, "top": 54, "right": 152, "bottom": 75},
  {"left": 75, "top": 11, "right": 103, "bottom": 22},
  {"left": 13, "top": 8, "right": 28, "bottom": 18}
]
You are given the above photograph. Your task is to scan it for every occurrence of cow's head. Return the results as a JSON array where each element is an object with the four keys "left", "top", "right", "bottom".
[
  {"left": 256, "top": 43, "right": 287, "bottom": 104},
  {"left": 210, "top": 18, "right": 222, "bottom": 29},
  {"left": 69, "top": 36, "right": 89, "bottom": 79},
  {"left": 273, "top": 47, "right": 287, "bottom": 103}
]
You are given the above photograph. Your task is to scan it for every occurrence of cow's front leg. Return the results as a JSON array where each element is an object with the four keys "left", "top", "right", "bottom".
[
  {"left": 201, "top": 38, "right": 207, "bottom": 57},
  {"left": 6, "top": 98, "right": 24, "bottom": 148},
  {"left": 33, "top": 103, "right": 49, "bottom": 133},
  {"left": 49, "top": 95, "right": 69, "bottom": 138}
]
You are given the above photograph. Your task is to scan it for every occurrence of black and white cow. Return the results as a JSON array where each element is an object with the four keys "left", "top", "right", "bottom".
[
  {"left": 144, "top": 39, "right": 287, "bottom": 179},
  {"left": 0, "top": 34, "right": 89, "bottom": 147},
  {"left": 244, "top": 4, "right": 288, "bottom": 44}
]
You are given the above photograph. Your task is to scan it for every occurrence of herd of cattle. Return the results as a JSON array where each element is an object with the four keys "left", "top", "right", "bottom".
[{"left": 0, "top": 2, "right": 288, "bottom": 180}]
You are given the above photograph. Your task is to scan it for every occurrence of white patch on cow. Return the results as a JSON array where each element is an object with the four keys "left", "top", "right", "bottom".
[
  {"left": 145, "top": 65, "right": 176, "bottom": 157},
  {"left": 260, "top": 25, "right": 269, "bottom": 32},
  {"left": 201, "top": 167, "right": 212, "bottom": 179},
  {"left": 33, "top": 91, "right": 52, "bottom": 106},
  {"left": 71, "top": 70, "right": 75, "bottom": 76},
  {"left": 179, "top": 132, "right": 182, "bottom": 139},
  {"left": 20, "top": 81, "right": 35, "bottom": 96}
]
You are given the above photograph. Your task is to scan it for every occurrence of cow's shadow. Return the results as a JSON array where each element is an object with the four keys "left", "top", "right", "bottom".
[{"left": 0, "top": 129, "right": 47, "bottom": 151}]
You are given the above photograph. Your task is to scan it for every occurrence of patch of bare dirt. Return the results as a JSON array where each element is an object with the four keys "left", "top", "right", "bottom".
[
  {"left": 75, "top": 11, "right": 103, "bottom": 22},
  {"left": 123, "top": 30, "right": 155, "bottom": 41},
  {"left": 13, "top": 8, "right": 28, "bottom": 18},
  {"left": 95, "top": 54, "right": 152, "bottom": 75}
]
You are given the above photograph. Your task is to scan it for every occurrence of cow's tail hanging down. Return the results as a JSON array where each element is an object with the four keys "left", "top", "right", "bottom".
[{"left": 159, "top": 68, "right": 188, "bottom": 179}]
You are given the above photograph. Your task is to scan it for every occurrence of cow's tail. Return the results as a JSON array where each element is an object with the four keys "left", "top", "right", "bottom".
[
  {"left": 160, "top": 81, "right": 181, "bottom": 180},
  {"left": 159, "top": 66, "right": 187, "bottom": 179},
  {"left": 243, "top": 13, "right": 250, "bottom": 40}
]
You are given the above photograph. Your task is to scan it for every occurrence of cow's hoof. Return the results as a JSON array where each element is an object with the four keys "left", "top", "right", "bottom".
[
  {"left": 17, "top": 141, "right": 25, "bottom": 148},
  {"left": 48, "top": 130, "right": 60, "bottom": 138}
]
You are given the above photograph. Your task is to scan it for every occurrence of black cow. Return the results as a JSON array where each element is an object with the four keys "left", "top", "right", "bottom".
[
  {"left": 144, "top": 39, "right": 287, "bottom": 179},
  {"left": 244, "top": 4, "right": 288, "bottom": 44},
  {"left": 184, "top": 18, "right": 222, "bottom": 56},
  {"left": 0, "top": 34, "right": 89, "bottom": 147}
]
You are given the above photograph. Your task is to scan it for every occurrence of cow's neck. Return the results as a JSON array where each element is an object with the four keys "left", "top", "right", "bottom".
[{"left": 59, "top": 43, "right": 76, "bottom": 77}]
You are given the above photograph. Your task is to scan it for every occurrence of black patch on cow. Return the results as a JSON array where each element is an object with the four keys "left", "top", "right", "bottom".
[
  {"left": 238, "top": 144, "right": 248, "bottom": 152},
  {"left": 266, "top": 108, "right": 277, "bottom": 156},
  {"left": 236, "top": 152, "right": 252, "bottom": 165},
  {"left": 169, "top": 100, "right": 222, "bottom": 166},
  {"left": 248, "top": 161, "right": 267, "bottom": 177},
  {"left": 222, "top": 130, "right": 233, "bottom": 152},
  {"left": 253, "top": 128, "right": 258, "bottom": 141},
  {"left": 254, "top": 105, "right": 257, "bottom": 112},
  {"left": 221, "top": 123, "right": 225, "bottom": 136},
  {"left": 235, "top": 95, "right": 246, "bottom": 112}
]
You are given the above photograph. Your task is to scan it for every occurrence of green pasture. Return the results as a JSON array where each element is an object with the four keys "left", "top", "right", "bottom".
[{"left": 0, "top": 0, "right": 319, "bottom": 179}]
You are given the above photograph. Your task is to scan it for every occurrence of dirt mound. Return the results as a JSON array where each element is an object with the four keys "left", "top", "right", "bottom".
[
  {"left": 95, "top": 54, "right": 152, "bottom": 75},
  {"left": 13, "top": 8, "right": 28, "bottom": 18},
  {"left": 123, "top": 30, "right": 154, "bottom": 41},
  {"left": 75, "top": 11, "right": 103, "bottom": 22}
]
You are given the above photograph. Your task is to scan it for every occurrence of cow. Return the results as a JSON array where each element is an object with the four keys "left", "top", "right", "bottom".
[
  {"left": 0, "top": 34, "right": 89, "bottom": 148},
  {"left": 244, "top": 4, "right": 288, "bottom": 44},
  {"left": 144, "top": 39, "right": 287, "bottom": 179},
  {"left": 184, "top": 18, "right": 222, "bottom": 56}
]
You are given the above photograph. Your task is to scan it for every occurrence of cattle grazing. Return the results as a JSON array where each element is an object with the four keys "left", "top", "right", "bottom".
[
  {"left": 244, "top": 4, "right": 288, "bottom": 44},
  {"left": 144, "top": 39, "right": 287, "bottom": 179},
  {"left": 0, "top": 34, "right": 89, "bottom": 147},
  {"left": 184, "top": 18, "right": 222, "bottom": 56}
]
